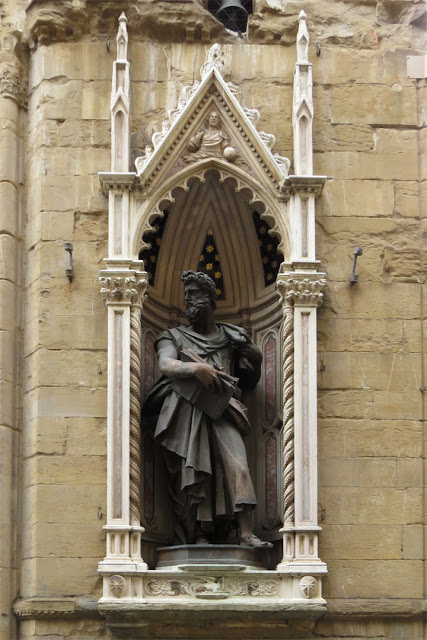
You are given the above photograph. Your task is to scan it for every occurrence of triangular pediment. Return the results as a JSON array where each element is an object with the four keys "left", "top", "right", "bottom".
[{"left": 135, "top": 45, "right": 290, "bottom": 194}]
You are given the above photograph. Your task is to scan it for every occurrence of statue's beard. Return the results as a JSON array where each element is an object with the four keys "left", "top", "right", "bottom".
[{"left": 185, "top": 298, "right": 210, "bottom": 324}]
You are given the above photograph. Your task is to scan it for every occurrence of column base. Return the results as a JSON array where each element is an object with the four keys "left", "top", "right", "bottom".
[{"left": 99, "top": 560, "right": 148, "bottom": 602}]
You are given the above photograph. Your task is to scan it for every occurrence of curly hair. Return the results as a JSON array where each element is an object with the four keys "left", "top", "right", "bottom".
[{"left": 181, "top": 270, "right": 217, "bottom": 310}]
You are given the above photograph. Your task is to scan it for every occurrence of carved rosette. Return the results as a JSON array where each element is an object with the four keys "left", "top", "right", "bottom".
[
  {"left": 109, "top": 574, "right": 125, "bottom": 598},
  {"left": 299, "top": 575, "right": 317, "bottom": 599}
]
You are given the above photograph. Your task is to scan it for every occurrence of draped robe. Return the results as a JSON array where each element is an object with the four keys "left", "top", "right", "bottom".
[{"left": 143, "top": 323, "right": 261, "bottom": 542}]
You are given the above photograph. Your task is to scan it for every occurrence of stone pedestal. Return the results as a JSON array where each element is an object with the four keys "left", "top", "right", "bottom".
[{"left": 156, "top": 544, "right": 264, "bottom": 570}]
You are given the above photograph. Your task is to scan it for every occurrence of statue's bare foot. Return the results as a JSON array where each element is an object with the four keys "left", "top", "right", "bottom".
[{"left": 241, "top": 533, "right": 273, "bottom": 549}]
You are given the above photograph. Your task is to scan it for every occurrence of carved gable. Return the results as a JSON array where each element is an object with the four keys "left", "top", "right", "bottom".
[{"left": 135, "top": 44, "right": 290, "bottom": 195}]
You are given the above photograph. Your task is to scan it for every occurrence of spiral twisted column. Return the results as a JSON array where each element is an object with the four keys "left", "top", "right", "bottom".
[
  {"left": 99, "top": 268, "right": 148, "bottom": 576},
  {"left": 129, "top": 281, "right": 147, "bottom": 525},
  {"left": 281, "top": 297, "right": 295, "bottom": 525}
]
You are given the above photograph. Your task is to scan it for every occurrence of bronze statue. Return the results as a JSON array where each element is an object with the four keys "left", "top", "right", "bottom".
[{"left": 143, "top": 271, "right": 271, "bottom": 548}]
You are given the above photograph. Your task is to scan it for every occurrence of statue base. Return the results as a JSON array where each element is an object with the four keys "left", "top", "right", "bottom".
[{"left": 156, "top": 544, "right": 264, "bottom": 570}]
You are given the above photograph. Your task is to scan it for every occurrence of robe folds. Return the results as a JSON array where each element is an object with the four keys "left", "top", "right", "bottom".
[{"left": 143, "top": 323, "right": 261, "bottom": 540}]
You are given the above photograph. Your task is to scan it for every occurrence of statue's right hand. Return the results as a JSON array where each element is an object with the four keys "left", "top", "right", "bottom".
[{"left": 194, "top": 363, "right": 218, "bottom": 387}]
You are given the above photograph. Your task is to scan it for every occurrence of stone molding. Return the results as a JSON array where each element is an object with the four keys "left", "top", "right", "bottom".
[{"left": 14, "top": 596, "right": 426, "bottom": 620}]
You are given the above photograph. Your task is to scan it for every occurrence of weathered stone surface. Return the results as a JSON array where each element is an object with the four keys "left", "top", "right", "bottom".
[
  {"left": 22, "top": 483, "right": 106, "bottom": 528},
  {"left": 314, "top": 150, "right": 419, "bottom": 180},
  {"left": 324, "top": 282, "right": 421, "bottom": 319},
  {"left": 317, "top": 317, "right": 421, "bottom": 353},
  {"left": 29, "top": 43, "right": 111, "bottom": 91},
  {"left": 402, "top": 524, "right": 423, "bottom": 560},
  {"left": 331, "top": 84, "right": 418, "bottom": 126},
  {"left": 24, "top": 455, "right": 106, "bottom": 488},
  {"left": 381, "top": 244, "right": 425, "bottom": 283},
  {"left": 319, "top": 525, "right": 402, "bottom": 560},
  {"left": 322, "top": 560, "right": 423, "bottom": 598},
  {"left": 318, "top": 352, "right": 421, "bottom": 391},
  {"left": 318, "top": 419, "right": 422, "bottom": 459},
  {"left": 313, "top": 48, "right": 383, "bottom": 85},
  {"left": 20, "top": 557, "right": 102, "bottom": 597},
  {"left": 24, "top": 349, "right": 107, "bottom": 392},
  {"left": 319, "top": 458, "right": 397, "bottom": 488},
  {"left": 316, "top": 615, "right": 425, "bottom": 639},
  {"left": 313, "top": 123, "right": 374, "bottom": 153},
  {"left": 22, "top": 417, "right": 67, "bottom": 458},
  {"left": 22, "top": 523, "right": 105, "bottom": 560},
  {"left": 24, "top": 387, "right": 107, "bottom": 421},
  {"left": 318, "top": 487, "right": 422, "bottom": 525}
]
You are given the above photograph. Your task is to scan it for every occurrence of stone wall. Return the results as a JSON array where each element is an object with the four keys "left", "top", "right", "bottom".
[{"left": 0, "top": 0, "right": 425, "bottom": 638}]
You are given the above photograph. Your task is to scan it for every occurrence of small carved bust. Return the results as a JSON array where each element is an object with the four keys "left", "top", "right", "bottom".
[{"left": 185, "top": 111, "right": 238, "bottom": 164}]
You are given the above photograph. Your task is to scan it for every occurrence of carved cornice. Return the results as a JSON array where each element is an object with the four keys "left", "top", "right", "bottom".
[
  {"left": 277, "top": 274, "right": 326, "bottom": 307},
  {"left": 279, "top": 176, "right": 326, "bottom": 198},
  {"left": 99, "top": 272, "right": 148, "bottom": 306},
  {"left": 13, "top": 596, "right": 99, "bottom": 620}
]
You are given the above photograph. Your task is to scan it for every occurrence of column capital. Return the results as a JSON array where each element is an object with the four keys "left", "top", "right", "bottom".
[
  {"left": 0, "top": 47, "right": 28, "bottom": 107},
  {"left": 99, "top": 268, "right": 148, "bottom": 307},
  {"left": 276, "top": 272, "right": 326, "bottom": 307}
]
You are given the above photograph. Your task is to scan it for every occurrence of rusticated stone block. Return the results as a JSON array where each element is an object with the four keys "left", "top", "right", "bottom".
[
  {"left": 326, "top": 282, "right": 421, "bottom": 319},
  {"left": 314, "top": 48, "right": 383, "bottom": 85},
  {"left": 318, "top": 419, "right": 422, "bottom": 459},
  {"left": 24, "top": 387, "right": 107, "bottom": 422},
  {"left": 331, "top": 84, "right": 418, "bottom": 126},
  {"left": 318, "top": 352, "right": 421, "bottom": 392},
  {"left": 315, "top": 150, "right": 418, "bottom": 180},
  {"left": 322, "top": 559, "right": 423, "bottom": 598},
  {"left": 24, "top": 349, "right": 107, "bottom": 392},
  {"left": 22, "top": 523, "right": 105, "bottom": 560},
  {"left": 318, "top": 487, "right": 422, "bottom": 525},
  {"left": 20, "top": 557, "right": 102, "bottom": 597},
  {"left": 402, "top": 524, "right": 423, "bottom": 560},
  {"left": 319, "top": 458, "right": 397, "bottom": 488},
  {"left": 24, "top": 454, "right": 106, "bottom": 489},
  {"left": 65, "top": 418, "right": 106, "bottom": 456},
  {"left": 320, "top": 524, "right": 402, "bottom": 560},
  {"left": 317, "top": 317, "right": 421, "bottom": 353},
  {"left": 22, "top": 417, "right": 67, "bottom": 458}
]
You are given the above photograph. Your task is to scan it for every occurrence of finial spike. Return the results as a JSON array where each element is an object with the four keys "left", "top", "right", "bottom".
[{"left": 296, "top": 9, "right": 309, "bottom": 63}]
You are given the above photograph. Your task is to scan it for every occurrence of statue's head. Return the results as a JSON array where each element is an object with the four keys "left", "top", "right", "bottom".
[
  {"left": 208, "top": 111, "right": 220, "bottom": 128},
  {"left": 182, "top": 271, "right": 217, "bottom": 323}
]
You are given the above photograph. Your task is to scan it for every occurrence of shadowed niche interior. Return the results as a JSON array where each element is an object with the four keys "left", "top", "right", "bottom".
[{"left": 139, "top": 170, "right": 285, "bottom": 569}]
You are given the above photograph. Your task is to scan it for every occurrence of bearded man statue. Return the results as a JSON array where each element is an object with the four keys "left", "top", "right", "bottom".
[{"left": 143, "top": 271, "right": 271, "bottom": 548}]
